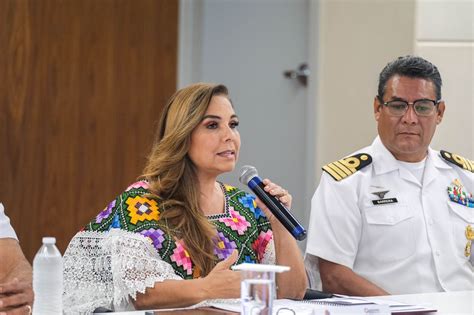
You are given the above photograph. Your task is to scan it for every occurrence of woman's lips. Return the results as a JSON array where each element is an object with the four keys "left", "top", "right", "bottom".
[{"left": 217, "top": 150, "right": 235, "bottom": 157}]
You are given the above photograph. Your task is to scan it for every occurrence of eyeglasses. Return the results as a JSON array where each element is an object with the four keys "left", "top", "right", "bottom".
[{"left": 380, "top": 98, "right": 441, "bottom": 117}]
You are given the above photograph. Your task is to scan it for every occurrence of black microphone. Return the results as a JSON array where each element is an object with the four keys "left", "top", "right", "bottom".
[{"left": 239, "top": 165, "right": 307, "bottom": 241}]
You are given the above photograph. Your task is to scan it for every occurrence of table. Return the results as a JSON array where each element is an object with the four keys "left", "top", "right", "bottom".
[
  {"left": 372, "top": 290, "right": 473, "bottom": 315},
  {"left": 96, "top": 307, "right": 237, "bottom": 315},
  {"left": 98, "top": 290, "right": 474, "bottom": 314}
]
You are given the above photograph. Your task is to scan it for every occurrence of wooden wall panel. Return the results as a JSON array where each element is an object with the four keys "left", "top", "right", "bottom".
[{"left": 0, "top": 0, "right": 178, "bottom": 261}]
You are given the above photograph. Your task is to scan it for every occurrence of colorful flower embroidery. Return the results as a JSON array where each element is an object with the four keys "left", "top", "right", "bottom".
[
  {"left": 244, "top": 255, "right": 256, "bottom": 263},
  {"left": 238, "top": 195, "right": 264, "bottom": 219},
  {"left": 96, "top": 200, "right": 116, "bottom": 223},
  {"left": 224, "top": 184, "right": 235, "bottom": 192},
  {"left": 140, "top": 228, "right": 166, "bottom": 250},
  {"left": 252, "top": 230, "right": 273, "bottom": 262},
  {"left": 125, "top": 181, "right": 150, "bottom": 191},
  {"left": 214, "top": 232, "right": 238, "bottom": 260},
  {"left": 84, "top": 182, "right": 273, "bottom": 279},
  {"left": 170, "top": 240, "right": 193, "bottom": 276},
  {"left": 219, "top": 207, "right": 251, "bottom": 235},
  {"left": 110, "top": 213, "right": 121, "bottom": 229},
  {"left": 125, "top": 196, "right": 160, "bottom": 224}
]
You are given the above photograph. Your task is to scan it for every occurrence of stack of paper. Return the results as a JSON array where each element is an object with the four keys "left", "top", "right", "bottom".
[{"left": 205, "top": 296, "right": 437, "bottom": 315}]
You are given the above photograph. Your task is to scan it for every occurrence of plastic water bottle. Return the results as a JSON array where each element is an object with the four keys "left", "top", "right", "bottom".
[{"left": 33, "top": 237, "right": 63, "bottom": 314}]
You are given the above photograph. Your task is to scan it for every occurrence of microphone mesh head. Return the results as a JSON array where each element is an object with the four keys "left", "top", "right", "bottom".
[{"left": 239, "top": 165, "right": 258, "bottom": 185}]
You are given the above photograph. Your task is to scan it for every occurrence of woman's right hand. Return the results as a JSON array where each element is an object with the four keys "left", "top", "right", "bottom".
[{"left": 201, "top": 250, "right": 241, "bottom": 299}]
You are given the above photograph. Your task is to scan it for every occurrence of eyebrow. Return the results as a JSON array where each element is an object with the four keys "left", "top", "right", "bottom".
[
  {"left": 388, "top": 96, "right": 406, "bottom": 101},
  {"left": 389, "top": 96, "right": 434, "bottom": 102},
  {"left": 201, "top": 114, "right": 239, "bottom": 120}
]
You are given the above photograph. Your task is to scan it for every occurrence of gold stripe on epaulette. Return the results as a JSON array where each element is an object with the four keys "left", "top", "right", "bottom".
[
  {"left": 333, "top": 160, "right": 353, "bottom": 176},
  {"left": 322, "top": 165, "right": 342, "bottom": 181},
  {"left": 454, "top": 154, "right": 473, "bottom": 172},
  {"left": 322, "top": 153, "right": 373, "bottom": 181},
  {"left": 466, "top": 158, "right": 474, "bottom": 172},
  {"left": 328, "top": 163, "right": 349, "bottom": 178},
  {"left": 441, "top": 150, "right": 474, "bottom": 173}
]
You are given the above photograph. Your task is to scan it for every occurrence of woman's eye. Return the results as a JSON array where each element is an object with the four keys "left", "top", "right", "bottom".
[
  {"left": 230, "top": 121, "right": 239, "bottom": 128},
  {"left": 206, "top": 122, "right": 218, "bottom": 129}
]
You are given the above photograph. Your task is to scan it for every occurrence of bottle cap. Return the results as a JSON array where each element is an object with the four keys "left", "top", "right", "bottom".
[{"left": 42, "top": 237, "right": 56, "bottom": 244}]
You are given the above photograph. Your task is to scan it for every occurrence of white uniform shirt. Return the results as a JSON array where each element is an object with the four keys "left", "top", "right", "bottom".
[
  {"left": 306, "top": 137, "right": 474, "bottom": 294},
  {"left": 0, "top": 203, "right": 18, "bottom": 240}
]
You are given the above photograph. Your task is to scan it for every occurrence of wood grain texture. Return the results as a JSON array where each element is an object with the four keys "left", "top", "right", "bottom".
[{"left": 0, "top": 0, "right": 178, "bottom": 260}]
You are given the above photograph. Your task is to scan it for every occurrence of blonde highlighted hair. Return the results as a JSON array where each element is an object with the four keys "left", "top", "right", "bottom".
[{"left": 141, "top": 83, "right": 230, "bottom": 276}]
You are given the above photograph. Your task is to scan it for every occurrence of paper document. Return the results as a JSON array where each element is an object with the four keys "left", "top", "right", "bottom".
[
  {"left": 205, "top": 296, "right": 436, "bottom": 315},
  {"left": 207, "top": 299, "right": 390, "bottom": 314}
]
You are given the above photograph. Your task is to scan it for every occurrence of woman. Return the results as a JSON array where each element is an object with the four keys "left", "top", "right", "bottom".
[{"left": 63, "top": 83, "right": 307, "bottom": 312}]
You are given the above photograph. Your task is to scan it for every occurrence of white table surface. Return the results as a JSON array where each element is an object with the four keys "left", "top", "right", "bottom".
[
  {"left": 371, "top": 290, "right": 473, "bottom": 315},
  {"left": 97, "top": 290, "right": 474, "bottom": 314}
]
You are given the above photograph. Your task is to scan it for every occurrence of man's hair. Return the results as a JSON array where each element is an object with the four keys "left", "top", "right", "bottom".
[{"left": 378, "top": 55, "right": 442, "bottom": 101}]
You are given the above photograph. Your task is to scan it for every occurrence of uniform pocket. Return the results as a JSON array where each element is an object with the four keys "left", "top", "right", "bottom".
[
  {"left": 447, "top": 201, "right": 474, "bottom": 224},
  {"left": 365, "top": 204, "right": 414, "bottom": 225},
  {"left": 363, "top": 204, "right": 416, "bottom": 262}
]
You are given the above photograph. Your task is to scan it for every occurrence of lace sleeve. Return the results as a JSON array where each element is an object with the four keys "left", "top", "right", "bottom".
[{"left": 63, "top": 229, "right": 182, "bottom": 313}]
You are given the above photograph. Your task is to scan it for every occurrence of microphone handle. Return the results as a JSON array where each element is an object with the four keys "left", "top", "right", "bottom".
[{"left": 248, "top": 177, "right": 307, "bottom": 241}]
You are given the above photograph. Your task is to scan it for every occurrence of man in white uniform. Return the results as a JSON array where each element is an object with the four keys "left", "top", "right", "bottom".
[
  {"left": 305, "top": 56, "right": 473, "bottom": 295},
  {"left": 0, "top": 203, "right": 34, "bottom": 313}
]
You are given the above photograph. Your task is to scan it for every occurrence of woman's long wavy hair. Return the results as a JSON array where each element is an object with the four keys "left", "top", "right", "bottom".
[{"left": 141, "top": 83, "right": 230, "bottom": 276}]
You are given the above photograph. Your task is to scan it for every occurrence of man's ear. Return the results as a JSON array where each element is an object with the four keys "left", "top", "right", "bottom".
[
  {"left": 436, "top": 101, "right": 446, "bottom": 124},
  {"left": 373, "top": 97, "right": 381, "bottom": 121}
]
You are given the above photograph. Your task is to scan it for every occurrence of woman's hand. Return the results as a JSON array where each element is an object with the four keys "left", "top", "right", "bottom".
[
  {"left": 254, "top": 178, "right": 292, "bottom": 230},
  {"left": 201, "top": 250, "right": 241, "bottom": 299},
  {"left": 134, "top": 250, "right": 241, "bottom": 310}
]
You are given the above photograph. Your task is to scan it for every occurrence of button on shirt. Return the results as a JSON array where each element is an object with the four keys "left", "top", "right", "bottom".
[
  {"left": 0, "top": 203, "right": 18, "bottom": 239},
  {"left": 306, "top": 137, "right": 474, "bottom": 294}
]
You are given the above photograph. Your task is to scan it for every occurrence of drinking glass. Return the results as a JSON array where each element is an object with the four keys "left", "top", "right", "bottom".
[{"left": 232, "top": 263, "right": 290, "bottom": 315}]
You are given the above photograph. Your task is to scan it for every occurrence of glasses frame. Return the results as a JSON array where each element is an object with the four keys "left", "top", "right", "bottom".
[{"left": 378, "top": 97, "right": 442, "bottom": 117}]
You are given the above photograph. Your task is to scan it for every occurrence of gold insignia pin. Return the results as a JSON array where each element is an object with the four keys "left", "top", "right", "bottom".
[
  {"left": 465, "top": 225, "right": 474, "bottom": 258},
  {"left": 453, "top": 178, "right": 463, "bottom": 188}
]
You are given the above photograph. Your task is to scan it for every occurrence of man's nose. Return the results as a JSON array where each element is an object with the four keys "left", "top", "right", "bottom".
[{"left": 402, "top": 104, "right": 419, "bottom": 123}]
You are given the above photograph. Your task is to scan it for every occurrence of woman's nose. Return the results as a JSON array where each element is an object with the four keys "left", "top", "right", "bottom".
[{"left": 222, "top": 125, "right": 234, "bottom": 141}]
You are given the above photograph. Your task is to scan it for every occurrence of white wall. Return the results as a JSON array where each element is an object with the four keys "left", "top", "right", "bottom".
[
  {"left": 312, "top": 0, "right": 416, "bottom": 178},
  {"left": 415, "top": 0, "right": 474, "bottom": 158}
]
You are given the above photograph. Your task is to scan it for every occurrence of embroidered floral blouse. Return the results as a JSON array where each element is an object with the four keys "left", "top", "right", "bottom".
[{"left": 63, "top": 181, "right": 275, "bottom": 313}]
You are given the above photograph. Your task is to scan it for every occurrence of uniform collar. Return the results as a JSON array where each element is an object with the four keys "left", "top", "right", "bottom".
[
  {"left": 427, "top": 146, "right": 452, "bottom": 171},
  {"left": 371, "top": 136, "right": 401, "bottom": 176},
  {"left": 371, "top": 136, "right": 451, "bottom": 175}
]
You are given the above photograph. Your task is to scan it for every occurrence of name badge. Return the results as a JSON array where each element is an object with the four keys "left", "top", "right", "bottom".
[{"left": 372, "top": 198, "right": 398, "bottom": 205}]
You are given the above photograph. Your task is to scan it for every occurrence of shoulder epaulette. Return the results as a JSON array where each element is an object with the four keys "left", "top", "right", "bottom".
[
  {"left": 440, "top": 150, "right": 474, "bottom": 173},
  {"left": 322, "top": 153, "right": 372, "bottom": 181}
]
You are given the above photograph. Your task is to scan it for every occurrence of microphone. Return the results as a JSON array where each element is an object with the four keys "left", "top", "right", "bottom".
[{"left": 239, "top": 165, "right": 307, "bottom": 241}]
